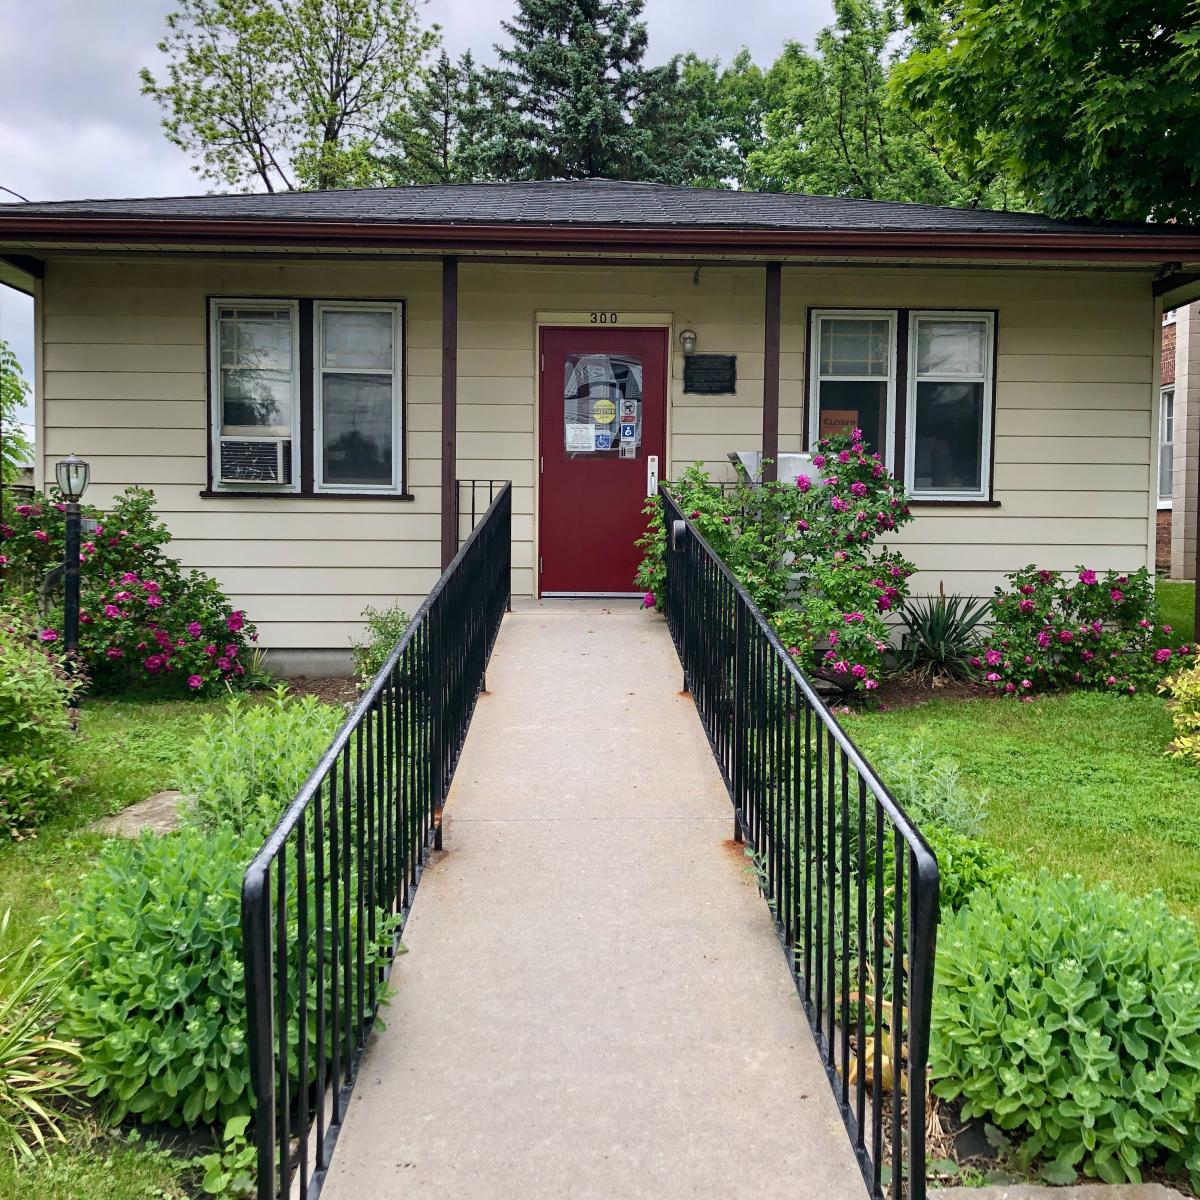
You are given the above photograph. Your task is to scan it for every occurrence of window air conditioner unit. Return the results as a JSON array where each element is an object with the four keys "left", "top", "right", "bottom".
[{"left": 219, "top": 437, "right": 292, "bottom": 485}]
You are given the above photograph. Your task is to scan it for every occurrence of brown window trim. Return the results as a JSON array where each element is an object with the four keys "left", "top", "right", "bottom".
[
  {"left": 804, "top": 305, "right": 1000, "bottom": 504},
  {"left": 203, "top": 294, "right": 409, "bottom": 499}
]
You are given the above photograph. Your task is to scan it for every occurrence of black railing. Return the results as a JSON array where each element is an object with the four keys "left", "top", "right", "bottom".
[
  {"left": 661, "top": 487, "right": 939, "bottom": 1200},
  {"left": 456, "top": 477, "right": 509, "bottom": 546},
  {"left": 241, "top": 483, "right": 512, "bottom": 1200}
]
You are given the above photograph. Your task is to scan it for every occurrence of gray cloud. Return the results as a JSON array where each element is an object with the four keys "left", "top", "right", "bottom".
[{"left": 0, "top": 0, "right": 831, "bottom": 409}]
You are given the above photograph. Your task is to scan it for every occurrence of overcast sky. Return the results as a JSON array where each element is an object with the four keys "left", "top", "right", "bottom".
[{"left": 0, "top": 0, "right": 831, "bottom": 422}]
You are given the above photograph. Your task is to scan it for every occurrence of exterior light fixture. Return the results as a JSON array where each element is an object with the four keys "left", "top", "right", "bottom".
[
  {"left": 54, "top": 455, "right": 91, "bottom": 673},
  {"left": 679, "top": 328, "right": 698, "bottom": 355},
  {"left": 55, "top": 454, "right": 91, "bottom": 503}
]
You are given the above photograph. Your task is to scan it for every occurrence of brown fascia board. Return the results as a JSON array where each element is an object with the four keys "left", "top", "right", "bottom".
[{"left": 2, "top": 214, "right": 1200, "bottom": 262}]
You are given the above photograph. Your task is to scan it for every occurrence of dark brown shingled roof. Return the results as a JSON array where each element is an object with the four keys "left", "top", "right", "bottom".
[{"left": 0, "top": 178, "right": 1191, "bottom": 236}]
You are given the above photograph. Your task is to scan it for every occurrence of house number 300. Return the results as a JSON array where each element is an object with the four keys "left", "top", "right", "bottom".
[{"left": 589, "top": 311, "right": 619, "bottom": 324}]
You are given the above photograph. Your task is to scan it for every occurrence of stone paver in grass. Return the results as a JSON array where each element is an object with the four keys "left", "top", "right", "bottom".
[{"left": 90, "top": 790, "right": 183, "bottom": 837}]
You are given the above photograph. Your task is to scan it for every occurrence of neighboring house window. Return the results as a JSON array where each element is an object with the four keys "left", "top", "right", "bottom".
[
  {"left": 1160, "top": 386, "right": 1175, "bottom": 505},
  {"left": 808, "top": 310, "right": 897, "bottom": 466},
  {"left": 315, "top": 302, "right": 404, "bottom": 493},
  {"left": 211, "top": 301, "right": 300, "bottom": 492},
  {"left": 807, "top": 308, "right": 997, "bottom": 501},
  {"left": 207, "top": 298, "right": 407, "bottom": 496},
  {"left": 906, "top": 312, "right": 995, "bottom": 501}
]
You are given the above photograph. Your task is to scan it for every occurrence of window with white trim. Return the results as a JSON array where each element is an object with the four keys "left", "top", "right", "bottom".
[
  {"left": 315, "top": 302, "right": 404, "bottom": 493},
  {"left": 210, "top": 301, "right": 300, "bottom": 491},
  {"left": 906, "top": 312, "right": 995, "bottom": 501},
  {"left": 808, "top": 310, "right": 897, "bottom": 466},
  {"left": 207, "top": 298, "right": 407, "bottom": 496},
  {"left": 807, "top": 308, "right": 998, "bottom": 502},
  {"left": 1160, "top": 386, "right": 1175, "bottom": 504}
]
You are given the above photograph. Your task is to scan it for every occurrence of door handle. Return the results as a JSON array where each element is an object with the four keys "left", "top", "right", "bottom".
[{"left": 646, "top": 454, "right": 659, "bottom": 497}]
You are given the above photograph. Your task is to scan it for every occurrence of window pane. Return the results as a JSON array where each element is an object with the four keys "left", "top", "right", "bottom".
[
  {"left": 221, "top": 369, "right": 292, "bottom": 434},
  {"left": 563, "top": 352, "right": 643, "bottom": 455},
  {"left": 912, "top": 381, "right": 984, "bottom": 493},
  {"left": 818, "top": 380, "right": 886, "bottom": 458},
  {"left": 819, "top": 319, "right": 890, "bottom": 376},
  {"left": 916, "top": 319, "right": 986, "bottom": 376},
  {"left": 322, "top": 309, "right": 393, "bottom": 370},
  {"left": 1161, "top": 440, "right": 1174, "bottom": 500},
  {"left": 322, "top": 372, "right": 393, "bottom": 486},
  {"left": 218, "top": 308, "right": 292, "bottom": 370}
]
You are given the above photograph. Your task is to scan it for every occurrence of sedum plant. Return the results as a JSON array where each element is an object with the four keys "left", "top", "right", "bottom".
[
  {"left": 181, "top": 687, "right": 343, "bottom": 837},
  {"left": 932, "top": 873, "right": 1200, "bottom": 1188}
]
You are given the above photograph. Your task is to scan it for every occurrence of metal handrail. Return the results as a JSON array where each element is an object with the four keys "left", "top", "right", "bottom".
[
  {"left": 661, "top": 484, "right": 939, "bottom": 1199},
  {"left": 242, "top": 482, "right": 512, "bottom": 1200}
]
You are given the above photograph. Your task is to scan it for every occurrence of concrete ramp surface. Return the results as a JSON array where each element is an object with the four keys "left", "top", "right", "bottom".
[{"left": 323, "top": 600, "right": 867, "bottom": 1199}]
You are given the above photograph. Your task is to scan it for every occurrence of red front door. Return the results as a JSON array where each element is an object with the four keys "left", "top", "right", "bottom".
[{"left": 538, "top": 327, "right": 668, "bottom": 594}]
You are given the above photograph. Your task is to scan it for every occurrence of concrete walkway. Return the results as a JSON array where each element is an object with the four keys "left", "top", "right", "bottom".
[{"left": 323, "top": 600, "right": 867, "bottom": 1200}]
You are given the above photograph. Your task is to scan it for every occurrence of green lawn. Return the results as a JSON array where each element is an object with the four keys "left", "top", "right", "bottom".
[
  {"left": 0, "top": 696, "right": 234, "bottom": 1197},
  {"left": 1157, "top": 578, "right": 1195, "bottom": 645},
  {"left": 846, "top": 690, "right": 1200, "bottom": 920}
]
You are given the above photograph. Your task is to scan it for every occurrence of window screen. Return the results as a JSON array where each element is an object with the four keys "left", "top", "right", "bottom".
[{"left": 811, "top": 314, "right": 894, "bottom": 462}]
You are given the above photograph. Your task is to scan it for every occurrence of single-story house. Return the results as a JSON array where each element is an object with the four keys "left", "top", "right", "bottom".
[{"left": 2, "top": 180, "right": 1200, "bottom": 672}]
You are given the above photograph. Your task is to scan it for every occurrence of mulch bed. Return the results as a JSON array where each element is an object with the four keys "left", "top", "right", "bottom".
[
  {"left": 281, "top": 675, "right": 361, "bottom": 706},
  {"left": 862, "top": 673, "right": 989, "bottom": 712}
]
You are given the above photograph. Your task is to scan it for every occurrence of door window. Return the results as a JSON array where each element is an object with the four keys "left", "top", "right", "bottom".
[{"left": 562, "top": 353, "right": 643, "bottom": 457}]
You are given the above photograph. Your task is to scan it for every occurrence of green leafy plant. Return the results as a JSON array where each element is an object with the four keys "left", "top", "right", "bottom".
[
  {"left": 0, "top": 604, "right": 79, "bottom": 833},
  {"left": 932, "top": 873, "right": 1200, "bottom": 1188},
  {"left": 45, "top": 821, "right": 395, "bottom": 1130},
  {"left": 1160, "top": 660, "right": 1200, "bottom": 765},
  {"left": 352, "top": 603, "right": 411, "bottom": 686},
  {"left": 897, "top": 593, "right": 991, "bottom": 683},
  {"left": 0, "top": 913, "right": 81, "bottom": 1161},
  {"left": 181, "top": 687, "right": 342, "bottom": 836},
  {"left": 921, "top": 822, "right": 1014, "bottom": 914},
  {"left": 882, "top": 735, "right": 990, "bottom": 837},
  {"left": 195, "top": 1114, "right": 255, "bottom": 1198}
]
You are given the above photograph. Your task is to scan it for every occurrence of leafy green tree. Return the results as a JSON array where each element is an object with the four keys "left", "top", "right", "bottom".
[
  {"left": 0, "top": 341, "right": 32, "bottom": 484},
  {"left": 141, "top": 0, "right": 438, "bottom": 191},
  {"left": 746, "top": 0, "right": 1011, "bottom": 206},
  {"left": 895, "top": 0, "right": 1200, "bottom": 221},
  {"left": 379, "top": 50, "right": 486, "bottom": 185}
]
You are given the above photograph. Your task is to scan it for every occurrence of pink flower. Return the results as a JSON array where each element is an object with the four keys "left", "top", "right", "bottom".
[
  {"left": 120, "top": 571, "right": 138, "bottom": 584},
  {"left": 877, "top": 596, "right": 892, "bottom": 612},
  {"left": 203, "top": 643, "right": 217, "bottom": 656},
  {"left": 227, "top": 610, "right": 245, "bottom": 633},
  {"left": 1154, "top": 647, "right": 1173, "bottom": 665},
  {"left": 823, "top": 475, "right": 839, "bottom": 487},
  {"left": 1005, "top": 682, "right": 1015, "bottom": 693},
  {"left": 843, "top": 612, "right": 865, "bottom": 623},
  {"left": 14, "top": 504, "right": 31, "bottom": 516},
  {"left": 103, "top": 604, "right": 123, "bottom": 619},
  {"left": 830, "top": 496, "right": 849, "bottom": 512},
  {"left": 838, "top": 450, "right": 851, "bottom": 465},
  {"left": 1079, "top": 569, "right": 1097, "bottom": 585},
  {"left": 1036, "top": 630, "right": 1051, "bottom": 649},
  {"left": 1128, "top": 684, "right": 1137, "bottom": 695},
  {"left": 851, "top": 664, "right": 867, "bottom": 678},
  {"left": 1110, "top": 588, "right": 1125, "bottom": 603},
  {"left": 146, "top": 595, "right": 163, "bottom": 608},
  {"left": 105, "top": 646, "right": 123, "bottom": 659},
  {"left": 1018, "top": 599, "right": 1035, "bottom": 614},
  {"left": 1058, "top": 629, "right": 1073, "bottom": 644},
  {"left": 1105, "top": 674, "right": 1117, "bottom": 686},
  {"left": 796, "top": 519, "right": 810, "bottom": 532},
  {"left": 1021, "top": 695, "right": 1034, "bottom": 704},
  {"left": 851, "top": 428, "right": 863, "bottom": 441},
  {"left": 187, "top": 674, "right": 203, "bottom": 690},
  {"left": 144, "top": 654, "right": 165, "bottom": 673},
  {"left": 187, "top": 620, "right": 202, "bottom": 637},
  {"left": 985, "top": 649, "right": 1003, "bottom": 667},
  {"left": 812, "top": 454, "right": 826, "bottom": 469},
  {"left": 1021, "top": 679, "right": 1032, "bottom": 689},
  {"left": 864, "top": 679, "right": 879, "bottom": 690},
  {"left": 796, "top": 474, "right": 812, "bottom": 492},
  {"left": 1163, "top": 624, "right": 1174, "bottom": 635},
  {"left": 223, "top": 644, "right": 238, "bottom": 657},
  {"left": 1138, "top": 618, "right": 1152, "bottom": 630},
  {"left": 0, "top": 555, "right": 6, "bottom": 567},
  {"left": 33, "top": 530, "right": 49, "bottom": 542},
  {"left": 986, "top": 672, "right": 1001, "bottom": 682},
  {"left": 142, "top": 580, "right": 160, "bottom": 593},
  {"left": 39, "top": 629, "right": 57, "bottom": 642},
  {"left": 113, "top": 590, "right": 133, "bottom": 602},
  {"left": 217, "top": 657, "right": 232, "bottom": 671},
  {"left": 832, "top": 659, "right": 850, "bottom": 674},
  {"left": 1019, "top": 584, "right": 1035, "bottom": 595}
]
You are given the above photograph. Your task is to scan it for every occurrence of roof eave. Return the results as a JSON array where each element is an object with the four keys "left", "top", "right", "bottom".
[{"left": 1, "top": 215, "right": 1198, "bottom": 263}]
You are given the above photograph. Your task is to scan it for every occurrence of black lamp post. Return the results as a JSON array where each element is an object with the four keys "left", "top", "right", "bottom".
[{"left": 54, "top": 455, "right": 91, "bottom": 659}]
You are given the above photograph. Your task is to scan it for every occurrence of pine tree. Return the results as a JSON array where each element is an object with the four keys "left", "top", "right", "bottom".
[
  {"left": 380, "top": 50, "right": 485, "bottom": 184},
  {"left": 473, "top": 0, "right": 653, "bottom": 180}
]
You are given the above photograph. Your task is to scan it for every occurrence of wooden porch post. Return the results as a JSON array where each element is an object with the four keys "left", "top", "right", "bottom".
[
  {"left": 762, "top": 261, "right": 782, "bottom": 483},
  {"left": 440, "top": 256, "right": 458, "bottom": 569}
]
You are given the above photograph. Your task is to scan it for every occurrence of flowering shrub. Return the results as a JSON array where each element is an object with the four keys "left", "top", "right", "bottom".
[
  {"left": 1, "top": 487, "right": 258, "bottom": 695},
  {"left": 636, "top": 434, "right": 916, "bottom": 692},
  {"left": 973, "top": 565, "right": 1191, "bottom": 697},
  {"left": 0, "top": 604, "right": 80, "bottom": 833},
  {"left": 1160, "top": 661, "right": 1200, "bottom": 765}
]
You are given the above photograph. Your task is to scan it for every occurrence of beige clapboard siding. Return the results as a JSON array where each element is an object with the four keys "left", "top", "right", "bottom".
[{"left": 39, "top": 256, "right": 1156, "bottom": 648}]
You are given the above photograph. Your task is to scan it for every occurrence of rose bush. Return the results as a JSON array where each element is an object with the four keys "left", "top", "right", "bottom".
[
  {"left": 1, "top": 486, "right": 258, "bottom": 696},
  {"left": 973, "top": 565, "right": 1191, "bottom": 698},
  {"left": 637, "top": 433, "right": 916, "bottom": 692}
]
